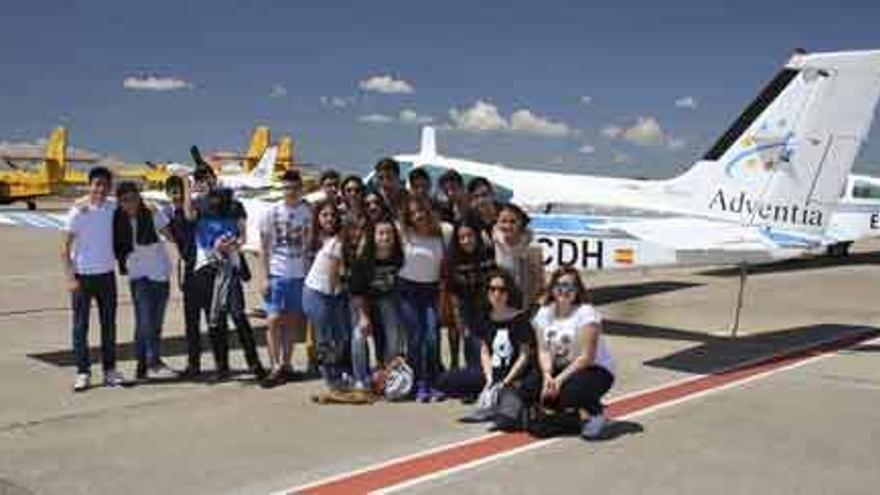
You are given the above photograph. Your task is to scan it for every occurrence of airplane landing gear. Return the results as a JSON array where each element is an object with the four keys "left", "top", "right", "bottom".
[{"left": 826, "top": 242, "right": 852, "bottom": 258}]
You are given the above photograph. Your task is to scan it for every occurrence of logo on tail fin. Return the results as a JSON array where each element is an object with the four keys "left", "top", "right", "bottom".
[{"left": 724, "top": 131, "right": 796, "bottom": 177}]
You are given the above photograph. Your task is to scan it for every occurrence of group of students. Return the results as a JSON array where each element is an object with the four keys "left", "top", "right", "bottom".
[{"left": 61, "top": 157, "right": 615, "bottom": 439}]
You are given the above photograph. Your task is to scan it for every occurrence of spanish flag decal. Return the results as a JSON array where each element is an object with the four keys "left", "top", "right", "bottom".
[{"left": 614, "top": 248, "right": 634, "bottom": 265}]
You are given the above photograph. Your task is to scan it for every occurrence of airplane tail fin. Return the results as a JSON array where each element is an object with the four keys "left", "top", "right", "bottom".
[
  {"left": 277, "top": 135, "right": 294, "bottom": 171},
  {"left": 250, "top": 145, "right": 279, "bottom": 181},
  {"left": 243, "top": 126, "right": 270, "bottom": 172},
  {"left": 42, "top": 126, "right": 67, "bottom": 184},
  {"left": 668, "top": 50, "right": 880, "bottom": 234},
  {"left": 420, "top": 126, "right": 437, "bottom": 157}
]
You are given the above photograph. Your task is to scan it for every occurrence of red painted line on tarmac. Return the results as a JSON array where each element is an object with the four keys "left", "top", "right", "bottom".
[{"left": 289, "top": 328, "right": 879, "bottom": 495}]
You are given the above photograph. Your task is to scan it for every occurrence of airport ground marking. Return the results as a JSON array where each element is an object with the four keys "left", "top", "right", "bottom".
[{"left": 282, "top": 328, "right": 880, "bottom": 495}]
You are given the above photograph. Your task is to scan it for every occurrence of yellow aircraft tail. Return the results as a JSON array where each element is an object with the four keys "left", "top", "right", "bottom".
[
  {"left": 277, "top": 134, "right": 295, "bottom": 172},
  {"left": 42, "top": 126, "right": 67, "bottom": 185},
  {"left": 243, "top": 126, "right": 270, "bottom": 172}
]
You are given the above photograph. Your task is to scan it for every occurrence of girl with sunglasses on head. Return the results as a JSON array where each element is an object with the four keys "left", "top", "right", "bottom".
[
  {"left": 528, "top": 266, "right": 614, "bottom": 439},
  {"left": 439, "top": 269, "right": 536, "bottom": 414},
  {"left": 339, "top": 175, "right": 366, "bottom": 226}
]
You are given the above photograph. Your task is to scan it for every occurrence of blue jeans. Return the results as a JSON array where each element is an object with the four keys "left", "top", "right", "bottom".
[
  {"left": 302, "top": 287, "right": 350, "bottom": 386},
  {"left": 71, "top": 273, "right": 117, "bottom": 374},
  {"left": 350, "top": 292, "right": 403, "bottom": 385},
  {"left": 130, "top": 278, "right": 170, "bottom": 367},
  {"left": 398, "top": 279, "right": 440, "bottom": 385}
]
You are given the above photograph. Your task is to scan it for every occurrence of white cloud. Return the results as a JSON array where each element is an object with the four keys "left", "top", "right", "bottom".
[
  {"left": 270, "top": 84, "right": 287, "bottom": 98},
  {"left": 358, "top": 113, "right": 394, "bottom": 124},
  {"left": 448, "top": 100, "right": 575, "bottom": 137},
  {"left": 358, "top": 74, "right": 414, "bottom": 94},
  {"left": 578, "top": 144, "right": 596, "bottom": 154},
  {"left": 604, "top": 116, "right": 683, "bottom": 149},
  {"left": 510, "top": 109, "right": 574, "bottom": 137},
  {"left": 123, "top": 75, "right": 192, "bottom": 91},
  {"left": 449, "top": 100, "right": 508, "bottom": 132},
  {"left": 622, "top": 116, "right": 665, "bottom": 146},
  {"left": 674, "top": 96, "right": 698, "bottom": 109},
  {"left": 399, "top": 108, "right": 433, "bottom": 124},
  {"left": 601, "top": 125, "right": 624, "bottom": 139},
  {"left": 321, "top": 96, "right": 355, "bottom": 108},
  {"left": 580, "top": 96, "right": 593, "bottom": 105}
]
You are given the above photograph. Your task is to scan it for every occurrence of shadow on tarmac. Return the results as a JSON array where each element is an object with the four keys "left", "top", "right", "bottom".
[
  {"left": 699, "top": 250, "right": 880, "bottom": 278},
  {"left": 605, "top": 321, "right": 880, "bottom": 375},
  {"left": 527, "top": 413, "right": 645, "bottom": 441},
  {"left": 28, "top": 280, "right": 702, "bottom": 370}
]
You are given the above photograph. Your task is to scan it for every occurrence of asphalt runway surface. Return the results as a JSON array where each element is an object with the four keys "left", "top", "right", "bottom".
[{"left": 1, "top": 222, "right": 879, "bottom": 495}]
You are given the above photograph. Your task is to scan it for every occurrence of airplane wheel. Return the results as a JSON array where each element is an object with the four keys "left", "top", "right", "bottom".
[
  {"left": 827, "top": 241, "right": 852, "bottom": 257},
  {"left": 26, "top": 200, "right": 36, "bottom": 211}
]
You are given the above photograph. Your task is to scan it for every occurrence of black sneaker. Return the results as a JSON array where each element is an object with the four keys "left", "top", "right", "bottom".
[
  {"left": 260, "top": 368, "right": 284, "bottom": 389},
  {"left": 252, "top": 366, "right": 268, "bottom": 382}
]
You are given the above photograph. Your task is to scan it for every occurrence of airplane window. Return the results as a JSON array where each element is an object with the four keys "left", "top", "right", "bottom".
[
  {"left": 852, "top": 180, "right": 880, "bottom": 199},
  {"left": 421, "top": 163, "right": 514, "bottom": 202}
]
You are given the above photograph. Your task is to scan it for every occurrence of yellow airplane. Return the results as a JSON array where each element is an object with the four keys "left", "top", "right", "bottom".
[
  {"left": 206, "top": 125, "right": 271, "bottom": 174},
  {"left": 0, "top": 127, "right": 97, "bottom": 209}
]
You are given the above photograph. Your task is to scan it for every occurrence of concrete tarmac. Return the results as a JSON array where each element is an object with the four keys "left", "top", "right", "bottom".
[{"left": 1, "top": 224, "right": 878, "bottom": 494}]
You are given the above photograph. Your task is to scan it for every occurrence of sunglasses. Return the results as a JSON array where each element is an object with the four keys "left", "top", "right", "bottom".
[
  {"left": 553, "top": 281, "right": 578, "bottom": 293},
  {"left": 488, "top": 285, "right": 508, "bottom": 294}
]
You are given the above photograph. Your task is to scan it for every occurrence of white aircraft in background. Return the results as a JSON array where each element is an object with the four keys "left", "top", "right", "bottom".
[
  {"left": 824, "top": 174, "right": 880, "bottom": 255},
  {"left": 390, "top": 50, "right": 880, "bottom": 270},
  {"left": 216, "top": 145, "right": 279, "bottom": 191}
]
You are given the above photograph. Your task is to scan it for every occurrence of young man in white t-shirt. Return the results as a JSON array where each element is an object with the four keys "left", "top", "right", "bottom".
[
  {"left": 259, "top": 170, "right": 311, "bottom": 386},
  {"left": 61, "top": 167, "right": 125, "bottom": 391}
]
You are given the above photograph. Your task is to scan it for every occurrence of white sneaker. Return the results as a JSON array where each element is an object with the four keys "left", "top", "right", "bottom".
[
  {"left": 103, "top": 369, "right": 127, "bottom": 388},
  {"left": 73, "top": 373, "right": 90, "bottom": 392},
  {"left": 581, "top": 414, "right": 607, "bottom": 439},
  {"left": 147, "top": 364, "right": 179, "bottom": 380}
]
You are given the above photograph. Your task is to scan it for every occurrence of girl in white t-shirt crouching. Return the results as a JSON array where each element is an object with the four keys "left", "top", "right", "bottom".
[{"left": 530, "top": 266, "right": 615, "bottom": 439}]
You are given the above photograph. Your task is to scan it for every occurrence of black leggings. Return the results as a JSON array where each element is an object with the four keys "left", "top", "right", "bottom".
[{"left": 521, "top": 365, "right": 614, "bottom": 416}]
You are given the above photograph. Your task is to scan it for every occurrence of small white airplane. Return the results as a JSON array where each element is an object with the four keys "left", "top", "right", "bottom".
[
  {"left": 216, "top": 145, "right": 279, "bottom": 191},
  {"left": 390, "top": 50, "right": 880, "bottom": 270}
]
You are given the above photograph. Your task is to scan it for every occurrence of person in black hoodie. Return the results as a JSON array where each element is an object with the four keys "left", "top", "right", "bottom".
[{"left": 186, "top": 169, "right": 265, "bottom": 382}]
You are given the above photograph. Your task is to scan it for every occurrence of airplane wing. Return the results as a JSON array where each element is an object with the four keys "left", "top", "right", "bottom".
[{"left": 603, "top": 217, "right": 823, "bottom": 265}]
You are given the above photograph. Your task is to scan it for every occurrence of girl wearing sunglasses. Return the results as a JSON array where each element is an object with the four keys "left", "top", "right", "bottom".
[{"left": 530, "top": 266, "right": 614, "bottom": 439}]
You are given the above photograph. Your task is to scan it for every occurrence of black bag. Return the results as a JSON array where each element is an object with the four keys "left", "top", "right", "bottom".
[{"left": 493, "top": 386, "right": 527, "bottom": 431}]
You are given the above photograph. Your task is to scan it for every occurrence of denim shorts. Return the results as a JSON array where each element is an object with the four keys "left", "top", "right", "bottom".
[{"left": 264, "top": 277, "right": 304, "bottom": 316}]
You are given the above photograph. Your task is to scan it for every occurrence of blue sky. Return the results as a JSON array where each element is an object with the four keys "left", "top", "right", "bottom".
[{"left": 2, "top": 0, "right": 880, "bottom": 178}]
